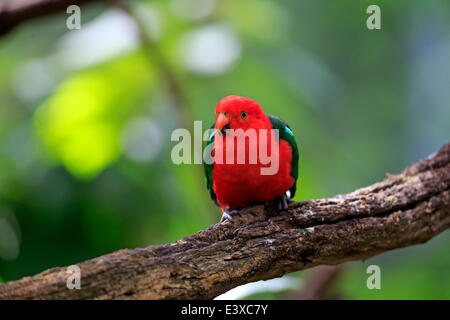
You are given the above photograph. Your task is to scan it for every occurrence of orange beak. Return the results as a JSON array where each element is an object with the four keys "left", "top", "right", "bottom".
[{"left": 215, "top": 112, "right": 230, "bottom": 133}]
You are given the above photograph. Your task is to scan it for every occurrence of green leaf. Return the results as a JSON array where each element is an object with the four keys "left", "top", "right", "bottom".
[{"left": 34, "top": 52, "right": 154, "bottom": 179}]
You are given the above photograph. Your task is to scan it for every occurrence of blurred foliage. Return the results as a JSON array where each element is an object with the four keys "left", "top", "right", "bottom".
[
  {"left": 0, "top": 0, "right": 449, "bottom": 299},
  {"left": 337, "top": 232, "right": 450, "bottom": 299},
  {"left": 35, "top": 52, "right": 154, "bottom": 179}
]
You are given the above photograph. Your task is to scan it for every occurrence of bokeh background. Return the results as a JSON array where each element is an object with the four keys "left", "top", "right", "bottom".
[{"left": 0, "top": 0, "right": 449, "bottom": 299}]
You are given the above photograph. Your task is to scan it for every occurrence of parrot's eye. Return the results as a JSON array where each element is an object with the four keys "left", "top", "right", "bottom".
[{"left": 240, "top": 111, "right": 247, "bottom": 119}]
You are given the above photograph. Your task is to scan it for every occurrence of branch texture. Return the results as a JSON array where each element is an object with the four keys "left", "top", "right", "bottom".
[{"left": 0, "top": 143, "right": 449, "bottom": 300}]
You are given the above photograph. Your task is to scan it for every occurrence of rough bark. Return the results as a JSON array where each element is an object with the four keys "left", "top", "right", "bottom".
[
  {"left": 0, "top": 0, "right": 107, "bottom": 37},
  {"left": 0, "top": 143, "right": 449, "bottom": 300}
]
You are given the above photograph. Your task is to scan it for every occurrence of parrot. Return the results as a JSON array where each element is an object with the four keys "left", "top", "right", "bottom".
[{"left": 204, "top": 95, "right": 299, "bottom": 222}]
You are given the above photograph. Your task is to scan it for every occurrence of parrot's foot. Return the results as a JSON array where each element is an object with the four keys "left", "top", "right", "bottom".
[
  {"left": 220, "top": 207, "right": 241, "bottom": 223},
  {"left": 276, "top": 193, "right": 289, "bottom": 211}
]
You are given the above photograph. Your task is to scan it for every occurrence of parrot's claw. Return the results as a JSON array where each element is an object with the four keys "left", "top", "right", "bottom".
[
  {"left": 220, "top": 208, "right": 241, "bottom": 223},
  {"left": 276, "top": 194, "right": 289, "bottom": 211}
]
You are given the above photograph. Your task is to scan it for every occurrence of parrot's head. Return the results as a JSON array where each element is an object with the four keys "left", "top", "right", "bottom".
[{"left": 215, "top": 95, "right": 269, "bottom": 134}]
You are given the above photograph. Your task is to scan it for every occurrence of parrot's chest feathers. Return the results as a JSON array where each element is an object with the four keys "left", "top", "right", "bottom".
[
  {"left": 213, "top": 162, "right": 261, "bottom": 185},
  {"left": 211, "top": 138, "right": 294, "bottom": 209}
]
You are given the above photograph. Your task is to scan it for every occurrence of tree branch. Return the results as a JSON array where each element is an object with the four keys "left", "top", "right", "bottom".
[
  {"left": 0, "top": 0, "right": 108, "bottom": 37},
  {"left": 0, "top": 143, "right": 449, "bottom": 300},
  {"left": 286, "top": 265, "right": 344, "bottom": 300}
]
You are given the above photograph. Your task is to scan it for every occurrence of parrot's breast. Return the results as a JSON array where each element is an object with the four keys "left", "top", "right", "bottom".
[{"left": 212, "top": 134, "right": 294, "bottom": 210}]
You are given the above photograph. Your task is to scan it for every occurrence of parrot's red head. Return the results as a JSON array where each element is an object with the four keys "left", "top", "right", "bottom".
[{"left": 215, "top": 95, "right": 270, "bottom": 133}]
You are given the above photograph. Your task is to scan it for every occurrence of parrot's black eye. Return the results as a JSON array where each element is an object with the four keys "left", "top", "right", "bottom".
[{"left": 240, "top": 111, "right": 247, "bottom": 119}]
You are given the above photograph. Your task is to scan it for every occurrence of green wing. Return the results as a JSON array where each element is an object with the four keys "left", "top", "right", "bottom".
[
  {"left": 204, "top": 122, "right": 219, "bottom": 206},
  {"left": 267, "top": 114, "right": 300, "bottom": 198}
]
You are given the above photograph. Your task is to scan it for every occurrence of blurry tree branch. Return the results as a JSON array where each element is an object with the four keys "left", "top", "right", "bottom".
[
  {"left": 115, "top": 0, "right": 217, "bottom": 213},
  {"left": 0, "top": 143, "right": 449, "bottom": 300},
  {"left": 115, "top": 0, "right": 192, "bottom": 129},
  {"left": 0, "top": 0, "right": 188, "bottom": 124},
  {"left": 0, "top": 0, "right": 189, "bottom": 121},
  {"left": 286, "top": 265, "right": 345, "bottom": 300},
  {"left": 0, "top": 0, "right": 109, "bottom": 37}
]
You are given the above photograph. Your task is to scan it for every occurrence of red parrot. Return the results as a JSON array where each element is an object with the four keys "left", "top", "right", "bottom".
[{"left": 204, "top": 95, "right": 299, "bottom": 222}]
